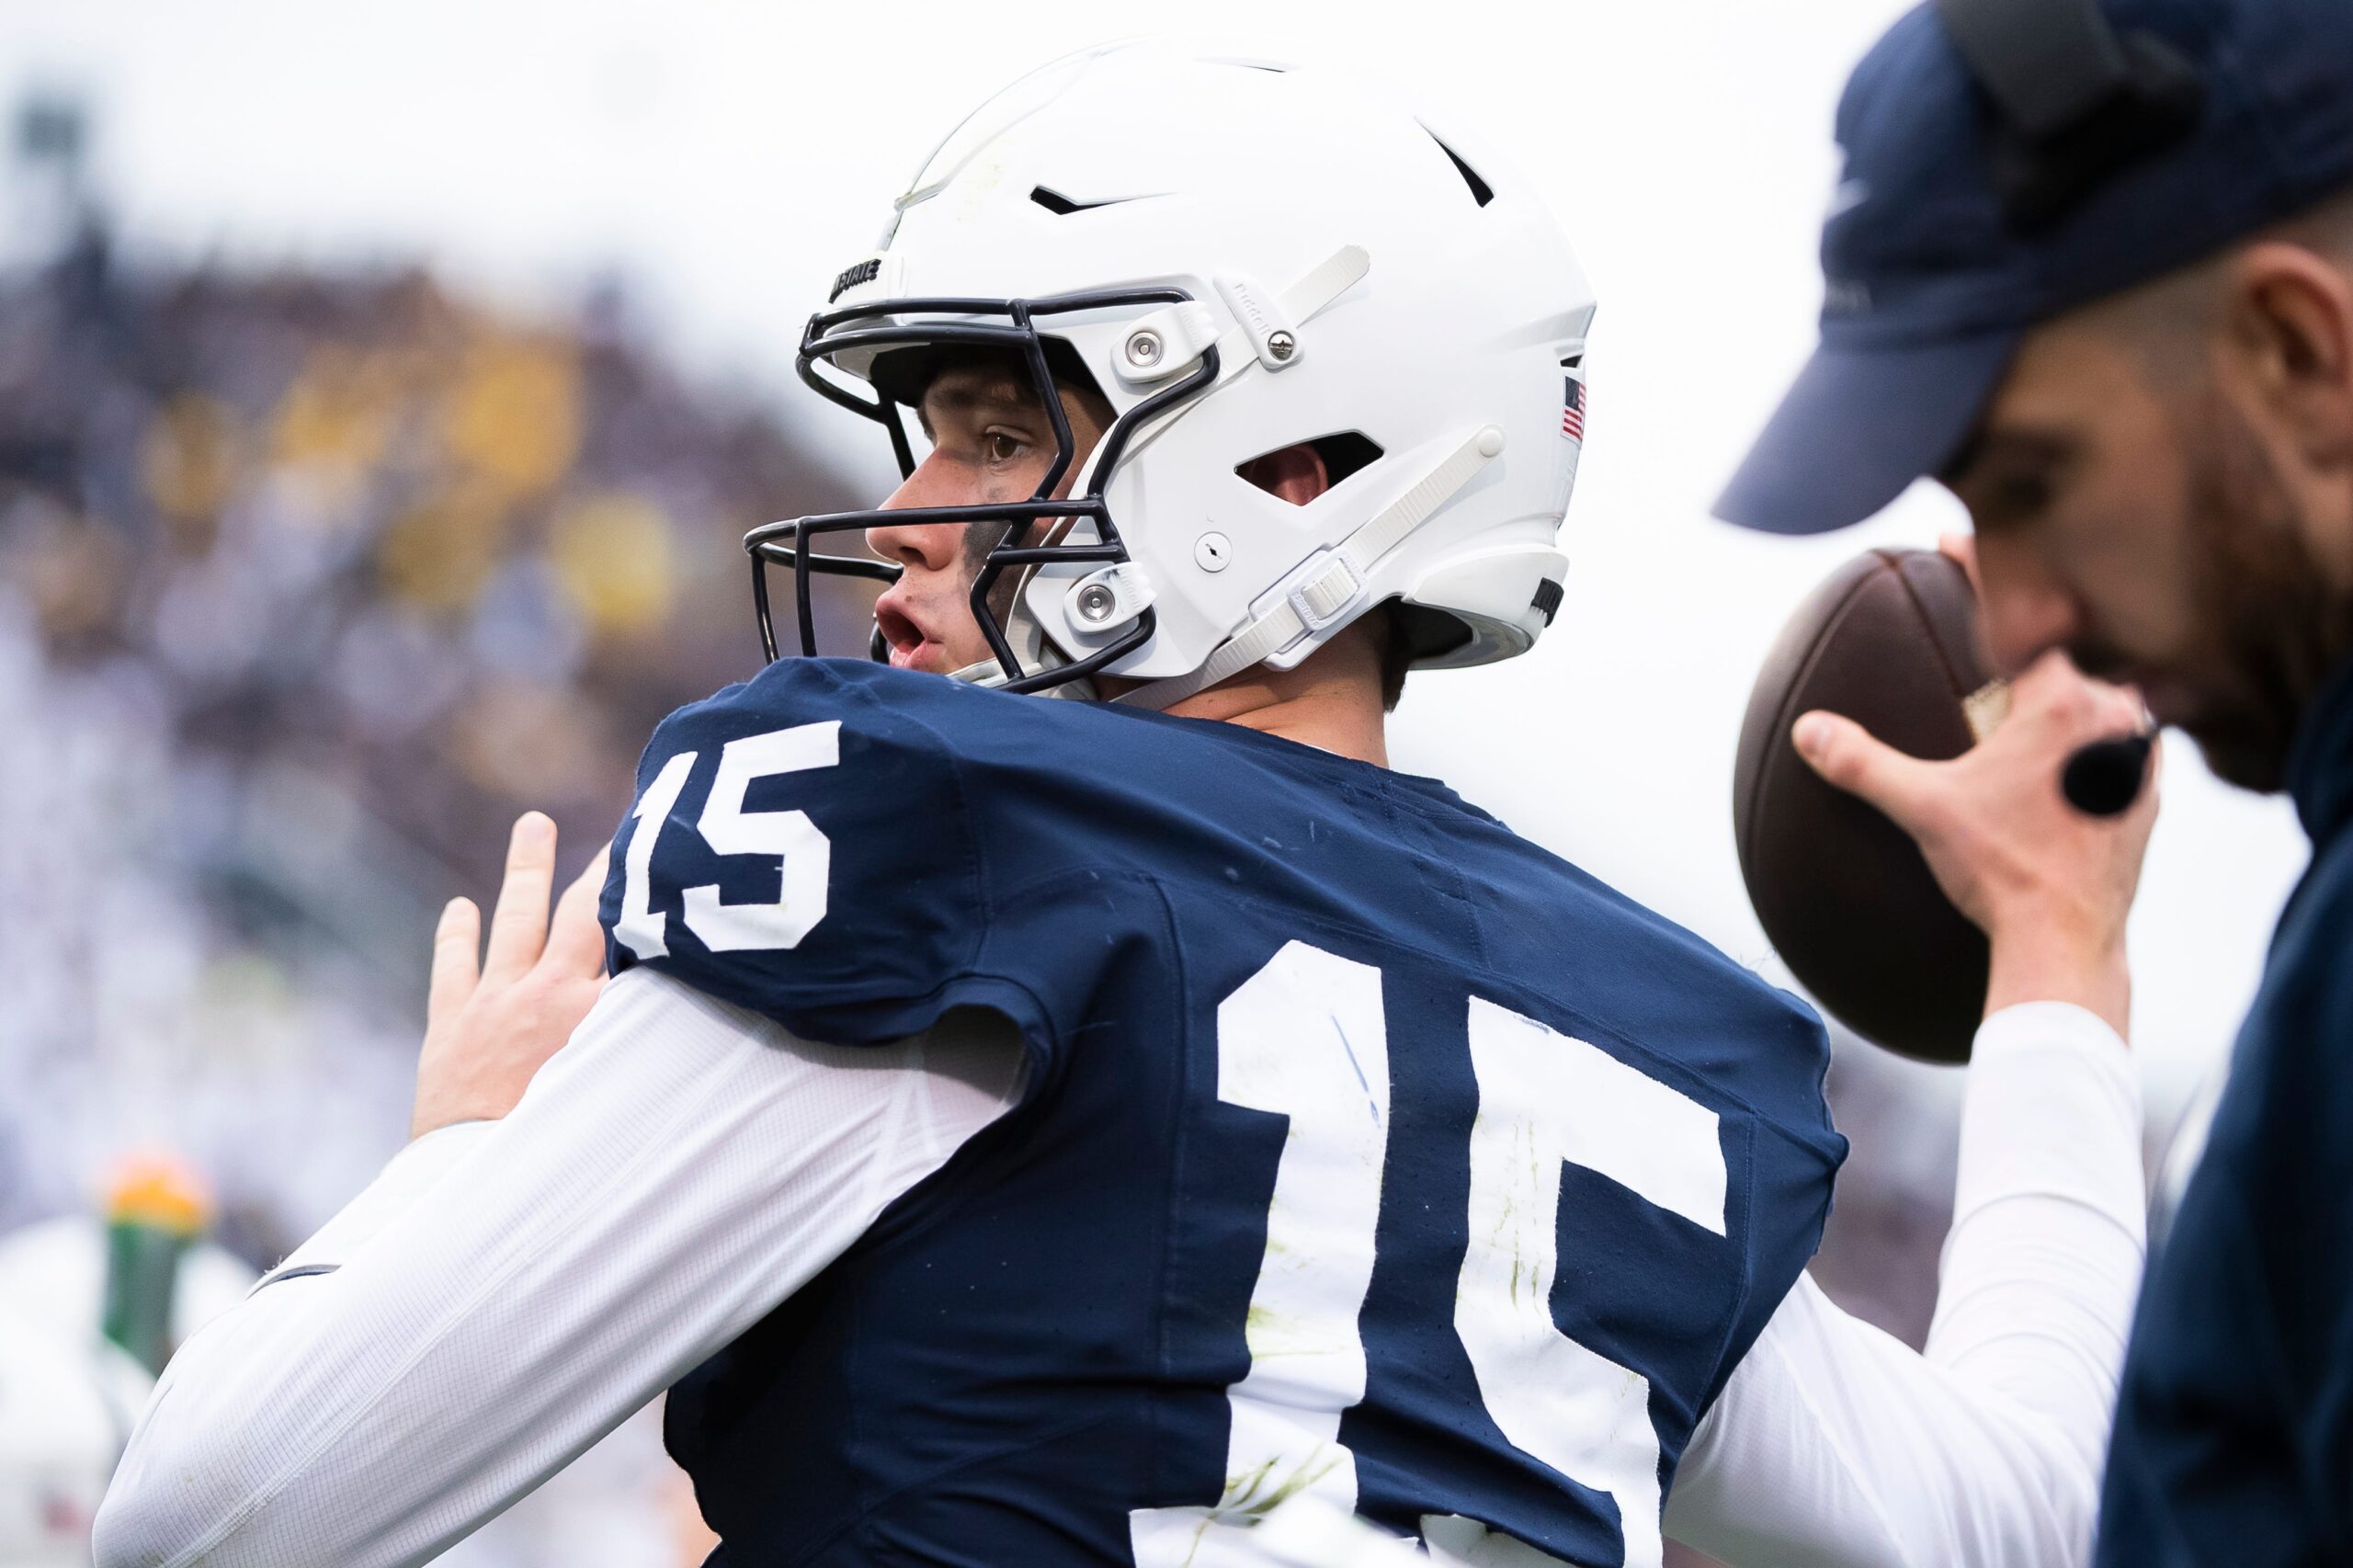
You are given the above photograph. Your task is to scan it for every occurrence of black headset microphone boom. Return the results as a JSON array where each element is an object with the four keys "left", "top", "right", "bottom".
[
  {"left": 1934, "top": 0, "right": 2204, "bottom": 817},
  {"left": 2062, "top": 727, "right": 2158, "bottom": 817}
]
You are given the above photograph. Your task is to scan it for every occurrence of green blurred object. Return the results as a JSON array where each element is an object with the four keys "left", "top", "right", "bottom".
[
  {"left": 100, "top": 1159, "right": 209, "bottom": 1377},
  {"left": 101, "top": 1220, "right": 185, "bottom": 1376}
]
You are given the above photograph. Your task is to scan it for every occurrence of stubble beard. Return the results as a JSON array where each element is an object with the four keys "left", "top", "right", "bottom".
[{"left": 2171, "top": 393, "right": 2353, "bottom": 792}]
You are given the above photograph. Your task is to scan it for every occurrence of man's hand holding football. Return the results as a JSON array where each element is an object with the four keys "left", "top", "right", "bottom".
[{"left": 1793, "top": 642, "right": 2156, "bottom": 1040}]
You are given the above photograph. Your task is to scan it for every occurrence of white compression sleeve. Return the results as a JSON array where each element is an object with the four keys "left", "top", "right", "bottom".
[
  {"left": 1664, "top": 1002, "right": 2145, "bottom": 1568},
  {"left": 93, "top": 965, "right": 1024, "bottom": 1568}
]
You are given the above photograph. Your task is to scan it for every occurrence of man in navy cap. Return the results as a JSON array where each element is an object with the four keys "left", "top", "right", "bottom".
[{"left": 1722, "top": 0, "right": 2353, "bottom": 1561}]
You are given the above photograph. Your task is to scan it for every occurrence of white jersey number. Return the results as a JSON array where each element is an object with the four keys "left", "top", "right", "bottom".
[
  {"left": 1131, "top": 940, "right": 1726, "bottom": 1568},
  {"left": 612, "top": 722, "right": 840, "bottom": 960}
]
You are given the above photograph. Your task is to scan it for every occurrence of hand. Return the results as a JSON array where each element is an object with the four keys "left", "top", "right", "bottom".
[
  {"left": 1792, "top": 645, "right": 2157, "bottom": 1039},
  {"left": 411, "top": 812, "right": 612, "bottom": 1139}
]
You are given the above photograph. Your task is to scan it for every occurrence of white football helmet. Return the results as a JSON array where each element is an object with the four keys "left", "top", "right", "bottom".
[{"left": 748, "top": 40, "right": 1597, "bottom": 708}]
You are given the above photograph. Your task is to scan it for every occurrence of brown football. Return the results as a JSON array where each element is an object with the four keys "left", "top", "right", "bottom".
[{"left": 1733, "top": 549, "right": 2002, "bottom": 1063}]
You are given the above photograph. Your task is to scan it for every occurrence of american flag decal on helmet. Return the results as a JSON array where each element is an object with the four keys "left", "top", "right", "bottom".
[{"left": 1562, "top": 375, "right": 1587, "bottom": 442}]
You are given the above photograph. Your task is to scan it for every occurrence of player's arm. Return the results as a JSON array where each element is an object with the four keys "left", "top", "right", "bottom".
[
  {"left": 1666, "top": 1001, "right": 2142, "bottom": 1567},
  {"left": 1667, "top": 640, "right": 2156, "bottom": 1567},
  {"left": 92, "top": 818, "right": 1023, "bottom": 1568}
]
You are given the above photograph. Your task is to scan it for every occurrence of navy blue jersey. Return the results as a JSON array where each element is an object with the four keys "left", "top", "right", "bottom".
[{"left": 599, "top": 658, "right": 1844, "bottom": 1567}]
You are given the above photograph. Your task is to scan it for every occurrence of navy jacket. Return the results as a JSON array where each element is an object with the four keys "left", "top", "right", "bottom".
[{"left": 2098, "top": 656, "right": 2353, "bottom": 1567}]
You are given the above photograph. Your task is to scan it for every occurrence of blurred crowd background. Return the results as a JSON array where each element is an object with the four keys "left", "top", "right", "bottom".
[
  {"left": 0, "top": 91, "right": 872, "bottom": 1565},
  {"left": 0, "top": 91, "right": 871, "bottom": 1248},
  {"left": 0, "top": 4, "right": 2279, "bottom": 1558}
]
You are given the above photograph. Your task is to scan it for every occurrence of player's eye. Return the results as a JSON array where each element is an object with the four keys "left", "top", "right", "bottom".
[
  {"left": 1991, "top": 470, "right": 2055, "bottom": 520},
  {"left": 1961, "top": 462, "right": 2059, "bottom": 532},
  {"left": 983, "top": 431, "right": 1028, "bottom": 466}
]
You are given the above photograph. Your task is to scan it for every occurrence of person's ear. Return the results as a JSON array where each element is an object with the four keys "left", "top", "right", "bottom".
[
  {"left": 1238, "top": 442, "right": 1332, "bottom": 506},
  {"left": 2222, "top": 242, "right": 2353, "bottom": 468}
]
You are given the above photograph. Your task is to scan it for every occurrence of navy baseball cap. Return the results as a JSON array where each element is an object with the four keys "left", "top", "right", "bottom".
[{"left": 1718, "top": 0, "right": 2353, "bottom": 535}]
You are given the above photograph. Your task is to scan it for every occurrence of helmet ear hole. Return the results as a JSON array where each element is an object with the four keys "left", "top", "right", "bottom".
[{"left": 1235, "top": 432, "right": 1384, "bottom": 503}]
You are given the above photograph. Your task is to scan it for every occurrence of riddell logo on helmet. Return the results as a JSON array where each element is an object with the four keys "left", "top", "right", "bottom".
[
  {"left": 1214, "top": 275, "right": 1279, "bottom": 342},
  {"left": 830, "top": 258, "right": 882, "bottom": 303}
]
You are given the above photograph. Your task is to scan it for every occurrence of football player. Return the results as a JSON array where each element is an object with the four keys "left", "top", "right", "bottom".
[{"left": 97, "top": 43, "right": 2154, "bottom": 1568}]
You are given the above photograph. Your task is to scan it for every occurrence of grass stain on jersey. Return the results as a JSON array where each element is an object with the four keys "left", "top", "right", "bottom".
[{"left": 1221, "top": 1449, "right": 1347, "bottom": 1517}]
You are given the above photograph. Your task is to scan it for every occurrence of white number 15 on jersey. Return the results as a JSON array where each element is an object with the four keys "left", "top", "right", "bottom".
[{"left": 1132, "top": 940, "right": 1726, "bottom": 1568}]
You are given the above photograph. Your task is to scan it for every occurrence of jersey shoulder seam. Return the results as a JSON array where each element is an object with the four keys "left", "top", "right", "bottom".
[{"left": 842, "top": 672, "right": 996, "bottom": 972}]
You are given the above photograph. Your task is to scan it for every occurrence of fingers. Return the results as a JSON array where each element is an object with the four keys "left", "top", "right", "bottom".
[
  {"left": 1793, "top": 710, "right": 1937, "bottom": 831},
  {"left": 2012, "top": 651, "right": 2145, "bottom": 744},
  {"left": 2143, "top": 733, "right": 2166, "bottom": 810},
  {"left": 1938, "top": 531, "right": 1984, "bottom": 599},
  {"left": 427, "top": 896, "right": 482, "bottom": 1029},
  {"left": 481, "top": 812, "right": 559, "bottom": 984},
  {"left": 541, "top": 842, "right": 614, "bottom": 981}
]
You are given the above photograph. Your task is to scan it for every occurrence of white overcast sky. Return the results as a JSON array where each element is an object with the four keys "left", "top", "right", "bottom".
[{"left": 0, "top": 0, "right": 2311, "bottom": 1125}]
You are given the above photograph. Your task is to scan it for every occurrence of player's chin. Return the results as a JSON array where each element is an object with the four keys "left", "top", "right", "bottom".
[{"left": 2177, "top": 698, "right": 2297, "bottom": 793}]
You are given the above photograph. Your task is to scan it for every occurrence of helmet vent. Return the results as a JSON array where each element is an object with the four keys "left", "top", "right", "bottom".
[
  {"left": 1030, "top": 186, "right": 1120, "bottom": 216},
  {"left": 1237, "top": 432, "right": 1385, "bottom": 502},
  {"left": 1427, "top": 133, "right": 1494, "bottom": 208}
]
